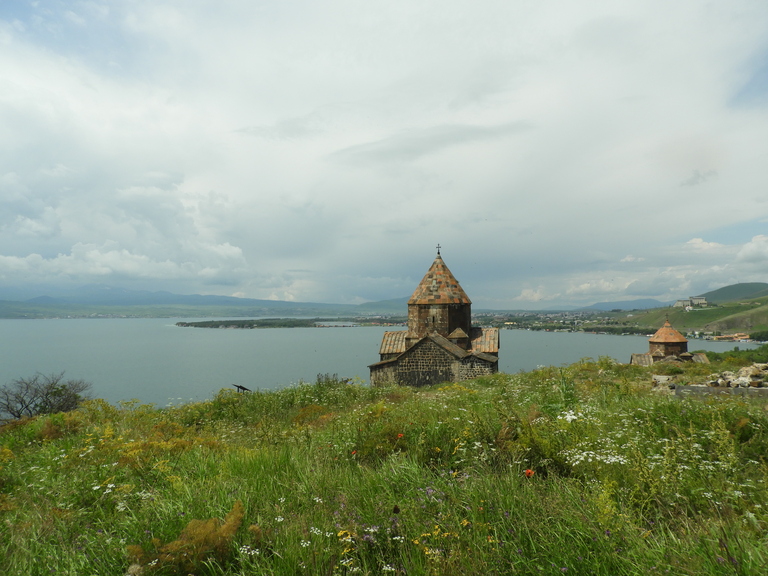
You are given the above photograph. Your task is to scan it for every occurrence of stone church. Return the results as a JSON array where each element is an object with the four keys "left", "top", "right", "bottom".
[
  {"left": 629, "top": 319, "right": 709, "bottom": 365},
  {"left": 369, "top": 251, "right": 500, "bottom": 387}
]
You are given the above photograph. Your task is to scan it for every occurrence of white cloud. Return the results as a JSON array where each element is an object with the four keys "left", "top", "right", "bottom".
[
  {"left": 736, "top": 235, "right": 768, "bottom": 266},
  {"left": 685, "top": 238, "right": 726, "bottom": 252},
  {"left": 514, "top": 287, "right": 550, "bottom": 303},
  {"left": 1, "top": 1, "right": 768, "bottom": 307}
]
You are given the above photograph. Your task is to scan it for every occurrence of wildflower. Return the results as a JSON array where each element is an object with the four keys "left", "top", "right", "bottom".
[
  {"left": 300, "top": 539, "right": 311, "bottom": 547},
  {"left": 397, "top": 433, "right": 404, "bottom": 439},
  {"left": 525, "top": 469, "right": 535, "bottom": 478},
  {"left": 275, "top": 516, "right": 285, "bottom": 522}
]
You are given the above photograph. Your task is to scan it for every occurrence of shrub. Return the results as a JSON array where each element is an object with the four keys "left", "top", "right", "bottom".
[
  {"left": 0, "top": 372, "right": 91, "bottom": 420},
  {"left": 127, "top": 500, "right": 245, "bottom": 574}
]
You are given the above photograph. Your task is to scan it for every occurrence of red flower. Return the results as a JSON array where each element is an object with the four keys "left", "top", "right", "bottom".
[
  {"left": 397, "top": 433, "right": 404, "bottom": 439},
  {"left": 524, "top": 469, "right": 535, "bottom": 478}
]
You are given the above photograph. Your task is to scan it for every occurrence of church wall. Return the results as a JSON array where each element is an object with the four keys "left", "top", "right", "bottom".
[
  {"left": 395, "top": 340, "right": 455, "bottom": 387},
  {"left": 371, "top": 342, "right": 497, "bottom": 387},
  {"left": 447, "top": 304, "right": 471, "bottom": 335},
  {"left": 457, "top": 356, "right": 498, "bottom": 380},
  {"left": 370, "top": 363, "right": 397, "bottom": 387},
  {"left": 649, "top": 342, "right": 688, "bottom": 357},
  {"left": 407, "top": 304, "right": 471, "bottom": 340},
  {"left": 408, "top": 305, "right": 447, "bottom": 338}
]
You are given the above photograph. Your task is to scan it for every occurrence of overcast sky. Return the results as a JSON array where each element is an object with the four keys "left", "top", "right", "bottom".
[{"left": 1, "top": 1, "right": 768, "bottom": 309}]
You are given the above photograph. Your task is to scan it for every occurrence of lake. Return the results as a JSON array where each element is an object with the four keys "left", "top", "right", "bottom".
[{"left": 0, "top": 318, "right": 755, "bottom": 407}]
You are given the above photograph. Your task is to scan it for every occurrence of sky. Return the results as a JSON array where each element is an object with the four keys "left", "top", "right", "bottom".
[{"left": 1, "top": 0, "right": 768, "bottom": 309}]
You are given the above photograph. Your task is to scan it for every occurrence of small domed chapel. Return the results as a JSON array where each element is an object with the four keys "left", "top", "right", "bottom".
[
  {"left": 369, "top": 250, "right": 500, "bottom": 387},
  {"left": 629, "top": 318, "right": 709, "bottom": 366}
]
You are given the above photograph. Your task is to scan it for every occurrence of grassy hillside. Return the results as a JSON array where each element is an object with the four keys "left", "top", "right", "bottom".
[
  {"left": 2, "top": 361, "right": 768, "bottom": 575},
  {"left": 699, "top": 283, "right": 768, "bottom": 304},
  {"left": 615, "top": 296, "right": 768, "bottom": 334}
]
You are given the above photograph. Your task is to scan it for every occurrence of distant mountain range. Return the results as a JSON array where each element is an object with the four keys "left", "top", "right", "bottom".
[
  {"left": 19, "top": 284, "right": 345, "bottom": 309},
  {"left": 577, "top": 299, "right": 672, "bottom": 312},
  {"left": 2, "top": 282, "right": 768, "bottom": 319},
  {"left": 0, "top": 284, "right": 393, "bottom": 318}
]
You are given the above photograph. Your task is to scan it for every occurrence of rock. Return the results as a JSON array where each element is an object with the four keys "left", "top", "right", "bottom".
[
  {"left": 734, "top": 377, "right": 752, "bottom": 388},
  {"left": 738, "top": 366, "right": 762, "bottom": 378}
]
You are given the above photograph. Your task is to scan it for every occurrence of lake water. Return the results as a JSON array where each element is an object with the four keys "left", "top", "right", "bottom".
[{"left": 0, "top": 318, "right": 755, "bottom": 407}]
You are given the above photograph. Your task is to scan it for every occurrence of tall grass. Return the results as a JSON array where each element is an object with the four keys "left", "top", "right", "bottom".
[{"left": 1, "top": 364, "right": 768, "bottom": 575}]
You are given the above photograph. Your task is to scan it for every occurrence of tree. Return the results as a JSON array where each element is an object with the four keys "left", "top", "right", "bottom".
[{"left": 0, "top": 372, "right": 91, "bottom": 420}]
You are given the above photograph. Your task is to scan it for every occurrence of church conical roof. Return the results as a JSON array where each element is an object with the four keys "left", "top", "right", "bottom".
[
  {"left": 408, "top": 254, "right": 471, "bottom": 305},
  {"left": 649, "top": 320, "right": 687, "bottom": 343}
]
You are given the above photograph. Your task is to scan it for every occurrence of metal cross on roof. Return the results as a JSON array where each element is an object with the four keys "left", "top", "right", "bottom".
[{"left": 436, "top": 243, "right": 441, "bottom": 255}]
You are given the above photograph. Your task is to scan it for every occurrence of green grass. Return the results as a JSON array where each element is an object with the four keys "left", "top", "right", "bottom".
[
  {"left": 625, "top": 299, "right": 768, "bottom": 333},
  {"left": 2, "top": 363, "right": 768, "bottom": 575}
]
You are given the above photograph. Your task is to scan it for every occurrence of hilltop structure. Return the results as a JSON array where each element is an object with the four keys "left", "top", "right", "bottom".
[
  {"left": 673, "top": 296, "right": 708, "bottom": 309},
  {"left": 369, "top": 250, "right": 499, "bottom": 387},
  {"left": 630, "top": 319, "right": 709, "bottom": 366}
]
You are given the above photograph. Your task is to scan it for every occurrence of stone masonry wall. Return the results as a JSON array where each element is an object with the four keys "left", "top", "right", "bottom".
[
  {"left": 457, "top": 356, "right": 498, "bottom": 381},
  {"left": 371, "top": 340, "right": 497, "bottom": 387},
  {"left": 395, "top": 340, "right": 455, "bottom": 387},
  {"left": 650, "top": 342, "right": 687, "bottom": 357}
]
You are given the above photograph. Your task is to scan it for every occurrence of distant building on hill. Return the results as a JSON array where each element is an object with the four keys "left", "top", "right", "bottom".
[
  {"left": 673, "top": 296, "right": 708, "bottom": 308},
  {"left": 369, "top": 249, "right": 499, "bottom": 387},
  {"left": 630, "top": 319, "right": 709, "bottom": 366}
]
